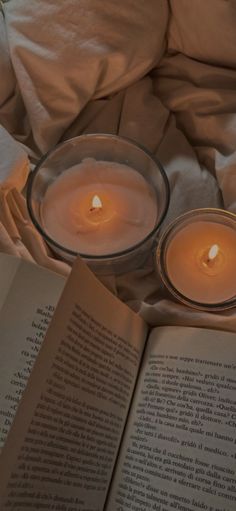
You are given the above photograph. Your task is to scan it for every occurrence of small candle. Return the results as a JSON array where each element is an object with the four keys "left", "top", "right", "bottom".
[
  {"left": 157, "top": 209, "right": 236, "bottom": 309},
  {"left": 40, "top": 158, "right": 158, "bottom": 256}
]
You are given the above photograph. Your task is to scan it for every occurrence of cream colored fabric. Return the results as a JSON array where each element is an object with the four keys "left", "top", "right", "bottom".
[
  {"left": 0, "top": 127, "right": 70, "bottom": 275},
  {"left": 0, "top": 1, "right": 235, "bottom": 332},
  {"left": 169, "top": 0, "right": 236, "bottom": 68},
  {"left": 2, "top": 0, "right": 168, "bottom": 154}
]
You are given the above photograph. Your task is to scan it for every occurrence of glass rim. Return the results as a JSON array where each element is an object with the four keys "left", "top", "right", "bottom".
[
  {"left": 156, "top": 208, "right": 236, "bottom": 311},
  {"left": 27, "top": 133, "right": 170, "bottom": 261}
]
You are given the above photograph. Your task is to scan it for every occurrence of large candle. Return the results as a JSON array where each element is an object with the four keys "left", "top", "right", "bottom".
[
  {"left": 157, "top": 209, "right": 236, "bottom": 309},
  {"left": 40, "top": 158, "right": 158, "bottom": 256}
]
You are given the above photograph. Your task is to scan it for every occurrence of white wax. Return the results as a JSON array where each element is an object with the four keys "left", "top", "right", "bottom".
[{"left": 40, "top": 159, "right": 158, "bottom": 255}]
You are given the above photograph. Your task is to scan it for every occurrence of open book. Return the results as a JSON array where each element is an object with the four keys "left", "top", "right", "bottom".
[{"left": 0, "top": 253, "right": 235, "bottom": 511}]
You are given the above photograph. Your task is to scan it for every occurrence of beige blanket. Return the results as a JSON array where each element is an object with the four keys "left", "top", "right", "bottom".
[{"left": 0, "top": 0, "right": 236, "bottom": 331}]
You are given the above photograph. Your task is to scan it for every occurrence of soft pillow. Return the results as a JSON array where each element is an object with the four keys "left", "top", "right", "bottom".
[
  {"left": 154, "top": 0, "right": 236, "bottom": 213},
  {"left": 0, "top": 14, "right": 14, "bottom": 105},
  {"left": 0, "top": 12, "right": 23, "bottom": 137},
  {"left": 169, "top": 0, "right": 236, "bottom": 68},
  {"left": 3, "top": 0, "right": 168, "bottom": 153}
]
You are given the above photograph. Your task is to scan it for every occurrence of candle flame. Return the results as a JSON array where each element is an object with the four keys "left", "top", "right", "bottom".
[
  {"left": 208, "top": 244, "right": 219, "bottom": 261},
  {"left": 91, "top": 195, "right": 102, "bottom": 209}
]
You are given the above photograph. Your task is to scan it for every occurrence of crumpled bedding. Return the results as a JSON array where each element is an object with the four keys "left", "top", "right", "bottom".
[{"left": 0, "top": 0, "right": 236, "bottom": 332}]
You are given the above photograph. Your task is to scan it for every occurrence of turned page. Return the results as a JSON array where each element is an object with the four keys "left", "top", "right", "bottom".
[
  {"left": 0, "top": 253, "right": 65, "bottom": 450},
  {"left": 0, "top": 257, "right": 147, "bottom": 511},
  {"left": 106, "top": 326, "right": 236, "bottom": 511}
]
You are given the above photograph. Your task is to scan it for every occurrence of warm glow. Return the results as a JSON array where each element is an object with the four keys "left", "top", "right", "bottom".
[
  {"left": 197, "top": 243, "right": 223, "bottom": 276},
  {"left": 208, "top": 244, "right": 219, "bottom": 261},
  {"left": 91, "top": 195, "right": 102, "bottom": 210}
]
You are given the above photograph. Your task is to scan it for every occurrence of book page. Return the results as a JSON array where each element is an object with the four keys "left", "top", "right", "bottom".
[
  {"left": 0, "top": 253, "right": 21, "bottom": 310},
  {"left": 107, "top": 326, "right": 236, "bottom": 511},
  {"left": 0, "top": 256, "right": 147, "bottom": 511},
  {"left": 0, "top": 254, "right": 65, "bottom": 450}
]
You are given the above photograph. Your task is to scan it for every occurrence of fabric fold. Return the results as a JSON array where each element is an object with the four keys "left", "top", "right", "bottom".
[{"left": 0, "top": 0, "right": 235, "bottom": 332}]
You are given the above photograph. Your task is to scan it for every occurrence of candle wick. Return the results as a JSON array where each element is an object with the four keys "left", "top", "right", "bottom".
[
  {"left": 91, "top": 194, "right": 102, "bottom": 211},
  {"left": 90, "top": 206, "right": 102, "bottom": 213}
]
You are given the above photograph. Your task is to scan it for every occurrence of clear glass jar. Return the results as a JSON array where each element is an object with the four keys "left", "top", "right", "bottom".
[
  {"left": 155, "top": 208, "right": 236, "bottom": 311},
  {"left": 27, "top": 133, "right": 170, "bottom": 275}
]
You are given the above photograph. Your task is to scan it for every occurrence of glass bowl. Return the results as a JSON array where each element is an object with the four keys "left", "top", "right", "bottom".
[
  {"left": 27, "top": 133, "right": 170, "bottom": 275},
  {"left": 155, "top": 208, "right": 236, "bottom": 311}
]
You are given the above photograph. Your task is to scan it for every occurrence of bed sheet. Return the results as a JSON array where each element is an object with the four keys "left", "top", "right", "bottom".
[{"left": 0, "top": 0, "right": 235, "bottom": 332}]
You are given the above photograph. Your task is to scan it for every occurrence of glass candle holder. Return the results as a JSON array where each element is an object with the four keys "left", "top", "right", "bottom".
[
  {"left": 27, "top": 134, "right": 170, "bottom": 275},
  {"left": 155, "top": 208, "right": 236, "bottom": 311}
]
